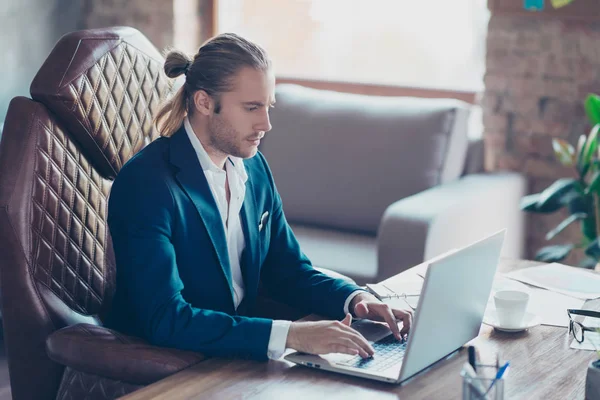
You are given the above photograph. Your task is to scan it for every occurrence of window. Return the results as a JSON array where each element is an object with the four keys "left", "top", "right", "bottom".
[
  {"left": 216, "top": 0, "right": 490, "bottom": 92},
  {"left": 174, "top": 0, "right": 202, "bottom": 54}
]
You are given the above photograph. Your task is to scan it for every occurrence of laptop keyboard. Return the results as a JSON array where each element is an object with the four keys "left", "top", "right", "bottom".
[{"left": 339, "top": 334, "right": 407, "bottom": 372}]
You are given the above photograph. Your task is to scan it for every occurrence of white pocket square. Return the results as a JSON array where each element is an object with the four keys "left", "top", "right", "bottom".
[{"left": 258, "top": 211, "right": 269, "bottom": 232}]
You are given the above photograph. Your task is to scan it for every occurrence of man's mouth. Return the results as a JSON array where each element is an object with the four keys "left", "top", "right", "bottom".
[{"left": 248, "top": 135, "right": 263, "bottom": 144}]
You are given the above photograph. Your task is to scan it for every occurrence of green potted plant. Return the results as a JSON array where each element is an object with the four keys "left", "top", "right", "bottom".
[{"left": 520, "top": 94, "right": 600, "bottom": 268}]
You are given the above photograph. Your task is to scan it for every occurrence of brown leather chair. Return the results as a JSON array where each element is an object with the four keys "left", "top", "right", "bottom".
[
  {"left": 0, "top": 27, "right": 208, "bottom": 400},
  {"left": 0, "top": 26, "right": 354, "bottom": 400}
]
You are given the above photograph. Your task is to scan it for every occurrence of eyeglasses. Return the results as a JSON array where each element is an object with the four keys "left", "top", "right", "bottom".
[{"left": 567, "top": 309, "right": 600, "bottom": 343}]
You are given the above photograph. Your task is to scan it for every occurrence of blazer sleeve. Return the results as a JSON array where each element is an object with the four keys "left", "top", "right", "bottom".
[
  {"left": 108, "top": 169, "right": 272, "bottom": 360},
  {"left": 257, "top": 155, "right": 363, "bottom": 319}
]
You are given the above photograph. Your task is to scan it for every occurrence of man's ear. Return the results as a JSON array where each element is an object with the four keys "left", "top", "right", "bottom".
[{"left": 192, "top": 90, "right": 213, "bottom": 116}]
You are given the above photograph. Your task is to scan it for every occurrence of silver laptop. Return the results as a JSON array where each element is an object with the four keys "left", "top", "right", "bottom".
[{"left": 285, "top": 230, "right": 505, "bottom": 384}]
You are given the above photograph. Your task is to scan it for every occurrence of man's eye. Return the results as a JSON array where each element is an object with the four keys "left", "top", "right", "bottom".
[{"left": 247, "top": 107, "right": 258, "bottom": 111}]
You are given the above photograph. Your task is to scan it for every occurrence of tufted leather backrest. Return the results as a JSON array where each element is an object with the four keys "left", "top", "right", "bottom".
[
  {"left": 0, "top": 27, "right": 171, "bottom": 400},
  {"left": 31, "top": 27, "right": 172, "bottom": 179}
]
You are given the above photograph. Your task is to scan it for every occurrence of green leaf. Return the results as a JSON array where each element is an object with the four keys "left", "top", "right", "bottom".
[
  {"left": 535, "top": 244, "right": 574, "bottom": 262},
  {"left": 545, "top": 212, "right": 588, "bottom": 240},
  {"left": 577, "top": 133, "right": 587, "bottom": 156},
  {"left": 586, "top": 171, "right": 600, "bottom": 195},
  {"left": 585, "top": 94, "right": 600, "bottom": 125},
  {"left": 520, "top": 194, "right": 541, "bottom": 211},
  {"left": 552, "top": 138, "right": 575, "bottom": 166},
  {"left": 577, "top": 134, "right": 589, "bottom": 177},
  {"left": 586, "top": 238, "right": 600, "bottom": 259},
  {"left": 534, "top": 178, "right": 580, "bottom": 213},
  {"left": 581, "top": 215, "right": 598, "bottom": 241},
  {"left": 568, "top": 194, "right": 592, "bottom": 214},
  {"left": 583, "top": 125, "right": 600, "bottom": 169}
]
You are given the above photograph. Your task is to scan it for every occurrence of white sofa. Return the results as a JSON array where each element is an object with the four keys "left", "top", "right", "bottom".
[{"left": 259, "top": 84, "right": 525, "bottom": 284}]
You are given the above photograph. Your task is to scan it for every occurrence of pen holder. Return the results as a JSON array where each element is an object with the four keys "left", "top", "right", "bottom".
[{"left": 462, "top": 374, "right": 504, "bottom": 400}]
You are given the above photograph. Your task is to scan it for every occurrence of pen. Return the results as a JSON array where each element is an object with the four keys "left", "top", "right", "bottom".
[
  {"left": 468, "top": 346, "right": 477, "bottom": 373},
  {"left": 495, "top": 362, "right": 510, "bottom": 380},
  {"left": 484, "top": 361, "right": 510, "bottom": 396}
]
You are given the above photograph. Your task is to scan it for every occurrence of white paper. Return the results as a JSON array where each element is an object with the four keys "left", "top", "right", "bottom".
[
  {"left": 484, "top": 275, "right": 585, "bottom": 327},
  {"left": 379, "top": 270, "right": 586, "bottom": 325},
  {"left": 505, "top": 263, "right": 600, "bottom": 300},
  {"left": 570, "top": 316, "right": 600, "bottom": 351},
  {"left": 524, "top": 287, "right": 585, "bottom": 327},
  {"left": 412, "top": 261, "right": 429, "bottom": 279},
  {"left": 382, "top": 297, "right": 418, "bottom": 311},
  {"left": 371, "top": 277, "right": 423, "bottom": 310}
]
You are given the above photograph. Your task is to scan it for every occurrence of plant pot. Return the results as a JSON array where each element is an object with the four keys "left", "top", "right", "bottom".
[{"left": 587, "top": 360, "right": 600, "bottom": 400}]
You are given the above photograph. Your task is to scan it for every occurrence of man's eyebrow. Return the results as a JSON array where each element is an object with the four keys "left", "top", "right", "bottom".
[{"left": 242, "top": 100, "right": 277, "bottom": 107}]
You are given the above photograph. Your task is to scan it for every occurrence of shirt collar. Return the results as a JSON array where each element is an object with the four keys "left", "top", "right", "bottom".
[{"left": 183, "top": 117, "right": 248, "bottom": 183}]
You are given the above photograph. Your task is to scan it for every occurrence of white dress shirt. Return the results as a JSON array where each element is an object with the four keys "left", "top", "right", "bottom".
[{"left": 184, "top": 118, "right": 362, "bottom": 359}]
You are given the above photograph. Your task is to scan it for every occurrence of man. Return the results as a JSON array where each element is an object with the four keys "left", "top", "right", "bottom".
[{"left": 106, "top": 33, "right": 412, "bottom": 361}]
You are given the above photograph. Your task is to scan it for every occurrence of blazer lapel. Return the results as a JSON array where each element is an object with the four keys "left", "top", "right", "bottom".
[
  {"left": 240, "top": 174, "right": 260, "bottom": 302},
  {"left": 169, "top": 127, "right": 235, "bottom": 308}
]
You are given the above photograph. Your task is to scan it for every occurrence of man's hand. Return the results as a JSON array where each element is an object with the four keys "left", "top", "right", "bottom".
[
  {"left": 287, "top": 314, "right": 375, "bottom": 358},
  {"left": 350, "top": 292, "right": 413, "bottom": 340}
]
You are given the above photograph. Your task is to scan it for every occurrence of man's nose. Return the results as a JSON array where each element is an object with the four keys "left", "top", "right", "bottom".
[{"left": 256, "top": 111, "right": 272, "bottom": 133}]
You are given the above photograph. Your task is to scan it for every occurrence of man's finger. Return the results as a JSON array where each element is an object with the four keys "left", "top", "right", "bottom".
[
  {"left": 392, "top": 308, "right": 413, "bottom": 335},
  {"left": 338, "top": 323, "right": 375, "bottom": 355},
  {"left": 354, "top": 301, "right": 369, "bottom": 318},
  {"left": 341, "top": 313, "right": 352, "bottom": 326},
  {"left": 330, "top": 344, "right": 359, "bottom": 356},
  {"left": 338, "top": 337, "right": 370, "bottom": 358},
  {"left": 343, "top": 328, "right": 375, "bottom": 356},
  {"left": 374, "top": 304, "right": 402, "bottom": 340}
]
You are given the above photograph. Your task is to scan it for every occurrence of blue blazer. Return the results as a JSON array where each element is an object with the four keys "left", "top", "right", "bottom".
[{"left": 106, "top": 126, "right": 361, "bottom": 360}]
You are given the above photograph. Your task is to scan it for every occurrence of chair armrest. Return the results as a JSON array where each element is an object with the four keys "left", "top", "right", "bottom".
[
  {"left": 46, "top": 324, "right": 206, "bottom": 385},
  {"left": 377, "top": 172, "right": 526, "bottom": 280}
]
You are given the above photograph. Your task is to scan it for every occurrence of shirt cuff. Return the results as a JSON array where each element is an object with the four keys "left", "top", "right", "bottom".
[
  {"left": 267, "top": 320, "right": 292, "bottom": 359},
  {"left": 344, "top": 289, "right": 368, "bottom": 316}
]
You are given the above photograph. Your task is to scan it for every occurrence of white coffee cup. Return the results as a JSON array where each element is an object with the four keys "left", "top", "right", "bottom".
[{"left": 494, "top": 290, "right": 530, "bottom": 328}]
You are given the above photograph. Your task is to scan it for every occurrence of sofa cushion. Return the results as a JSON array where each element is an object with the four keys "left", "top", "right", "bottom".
[
  {"left": 261, "top": 84, "right": 471, "bottom": 235},
  {"left": 462, "top": 137, "right": 485, "bottom": 176},
  {"left": 290, "top": 224, "right": 377, "bottom": 283}
]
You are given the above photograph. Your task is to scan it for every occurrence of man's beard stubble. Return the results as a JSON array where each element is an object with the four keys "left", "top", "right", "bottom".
[{"left": 206, "top": 112, "right": 248, "bottom": 159}]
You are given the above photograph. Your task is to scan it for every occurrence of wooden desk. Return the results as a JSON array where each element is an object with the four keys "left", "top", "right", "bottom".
[{"left": 122, "top": 260, "right": 600, "bottom": 399}]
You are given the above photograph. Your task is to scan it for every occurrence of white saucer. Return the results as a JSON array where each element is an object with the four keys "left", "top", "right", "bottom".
[{"left": 483, "top": 311, "right": 542, "bottom": 332}]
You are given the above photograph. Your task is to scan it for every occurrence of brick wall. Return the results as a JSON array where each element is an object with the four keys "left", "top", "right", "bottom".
[
  {"left": 79, "top": 0, "right": 176, "bottom": 50},
  {"left": 483, "top": 16, "right": 600, "bottom": 263},
  {"left": 79, "top": 1, "right": 214, "bottom": 54}
]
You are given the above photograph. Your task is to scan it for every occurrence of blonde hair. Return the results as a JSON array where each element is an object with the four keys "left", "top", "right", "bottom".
[{"left": 154, "top": 33, "right": 271, "bottom": 137}]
